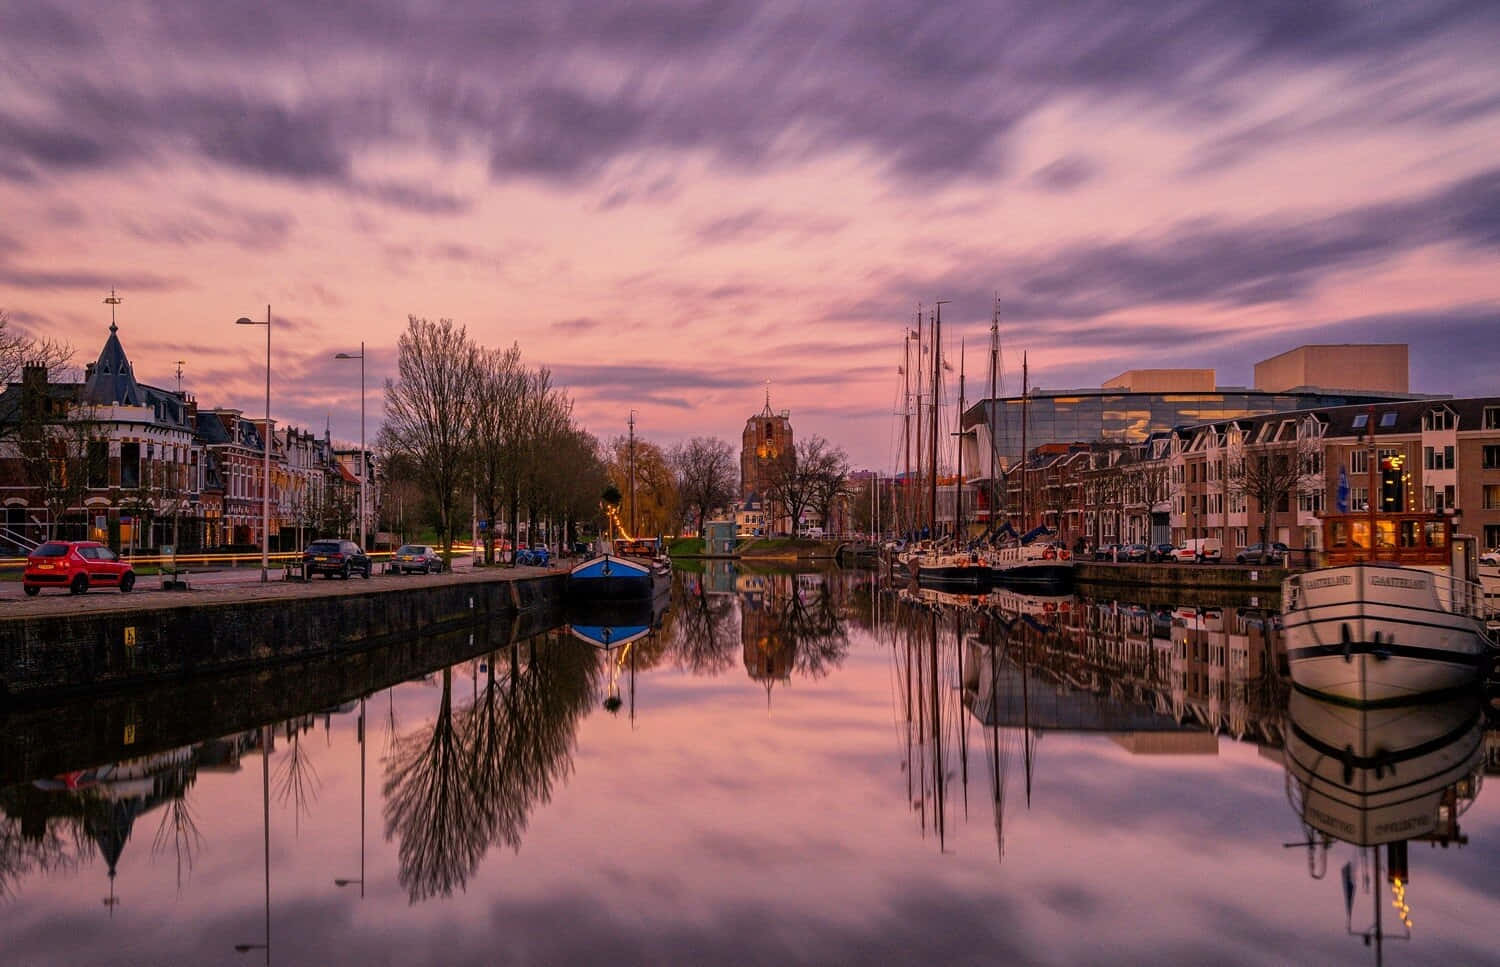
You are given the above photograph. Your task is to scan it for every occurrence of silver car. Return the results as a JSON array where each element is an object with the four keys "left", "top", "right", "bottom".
[{"left": 392, "top": 544, "right": 444, "bottom": 574}]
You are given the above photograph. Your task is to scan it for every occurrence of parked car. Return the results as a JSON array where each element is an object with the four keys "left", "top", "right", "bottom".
[
  {"left": 1480, "top": 548, "right": 1499, "bottom": 566},
  {"left": 1120, "top": 543, "right": 1150, "bottom": 562},
  {"left": 1148, "top": 542, "right": 1176, "bottom": 562},
  {"left": 392, "top": 544, "right": 444, "bottom": 574},
  {"left": 1171, "top": 538, "right": 1223, "bottom": 563},
  {"left": 1235, "top": 542, "right": 1289, "bottom": 565},
  {"left": 303, "top": 539, "right": 372, "bottom": 579},
  {"left": 22, "top": 540, "right": 136, "bottom": 596},
  {"left": 1092, "top": 543, "right": 1118, "bottom": 561}
]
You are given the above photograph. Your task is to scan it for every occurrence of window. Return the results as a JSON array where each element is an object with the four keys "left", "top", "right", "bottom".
[
  {"left": 1484, "top": 485, "right": 1500, "bottom": 511},
  {"left": 1299, "top": 490, "right": 1325, "bottom": 513},
  {"left": 1425, "top": 446, "right": 1455, "bottom": 471},
  {"left": 121, "top": 442, "right": 140, "bottom": 489},
  {"left": 1423, "top": 409, "right": 1454, "bottom": 431},
  {"left": 1485, "top": 524, "right": 1500, "bottom": 550},
  {"left": 87, "top": 441, "right": 109, "bottom": 488},
  {"left": 1379, "top": 411, "right": 1397, "bottom": 428},
  {"left": 1485, "top": 445, "right": 1500, "bottom": 469},
  {"left": 1350, "top": 450, "right": 1368, "bottom": 474},
  {"left": 1352, "top": 413, "right": 1368, "bottom": 429},
  {"left": 1484, "top": 407, "right": 1500, "bottom": 430}
]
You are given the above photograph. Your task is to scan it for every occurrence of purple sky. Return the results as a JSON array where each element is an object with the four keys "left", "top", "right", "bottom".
[{"left": 2, "top": 1, "right": 1498, "bottom": 468}]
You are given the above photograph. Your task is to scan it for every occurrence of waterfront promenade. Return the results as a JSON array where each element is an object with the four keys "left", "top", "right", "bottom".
[{"left": 0, "top": 555, "right": 563, "bottom": 618}]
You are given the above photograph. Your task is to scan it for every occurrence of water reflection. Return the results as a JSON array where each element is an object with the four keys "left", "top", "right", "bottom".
[
  {"left": 0, "top": 566, "right": 1496, "bottom": 965},
  {"left": 1283, "top": 693, "right": 1486, "bottom": 960},
  {"left": 383, "top": 634, "right": 602, "bottom": 902}
]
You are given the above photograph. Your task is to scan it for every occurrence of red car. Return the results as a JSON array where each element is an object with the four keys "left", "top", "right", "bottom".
[{"left": 23, "top": 541, "right": 136, "bottom": 596}]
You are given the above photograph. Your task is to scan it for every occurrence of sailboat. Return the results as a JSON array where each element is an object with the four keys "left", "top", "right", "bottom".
[
  {"left": 918, "top": 330, "right": 991, "bottom": 591},
  {"left": 987, "top": 350, "right": 1074, "bottom": 593}
]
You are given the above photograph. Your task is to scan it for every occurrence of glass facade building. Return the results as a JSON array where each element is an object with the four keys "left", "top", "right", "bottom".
[{"left": 962, "top": 389, "right": 1416, "bottom": 467}]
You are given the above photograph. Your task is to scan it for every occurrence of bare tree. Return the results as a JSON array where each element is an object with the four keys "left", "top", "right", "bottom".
[
  {"left": 606, "top": 435, "right": 678, "bottom": 538},
  {"left": 761, "top": 435, "right": 842, "bottom": 536},
  {"left": 380, "top": 316, "right": 480, "bottom": 558},
  {"left": 1226, "top": 436, "right": 1320, "bottom": 558},
  {"left": 671, "top": 436, "right": 736, "bottom": 537},
  {"left": 471, "top": 344, "right": 526, "bottom": 564},
  {"left": 805, "top": 439, "right": 851, "bottom": 536}
]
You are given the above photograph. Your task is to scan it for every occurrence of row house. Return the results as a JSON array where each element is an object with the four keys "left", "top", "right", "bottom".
[
  {"left": 978, "top": 396, "right": 1500, "bottom": 559},
  {"left": 0, "top": 318, "right": 368, "bottom": 553}
]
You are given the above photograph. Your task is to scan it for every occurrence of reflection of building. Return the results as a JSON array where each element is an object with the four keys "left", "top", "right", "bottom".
[{"left": 741, "top": 579, "right": 795, "bottom": 694}]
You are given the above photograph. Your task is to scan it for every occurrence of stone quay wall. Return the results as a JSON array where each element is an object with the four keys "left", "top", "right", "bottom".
[{"left": 0, "top": 573, "right": 566, "bottom": 704}]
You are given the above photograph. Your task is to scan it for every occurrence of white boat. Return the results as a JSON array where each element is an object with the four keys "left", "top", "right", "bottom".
[
  {"left": 986, "top": 538, "right": 1074, "bottom": 593},
  {"left": 1284, "top": 690, "right": 1485, "bottom": 846},
  {"left": 1283, "top": 509, "right": 1492, "bottom": 705},
  {"left": 916, "top": 545, "right": 991, "bottom": 591}
]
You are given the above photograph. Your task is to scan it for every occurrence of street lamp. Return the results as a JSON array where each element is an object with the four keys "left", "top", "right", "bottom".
[
  {"left": 334, "top": 344, "right": 366, "bottom": 549},
  {"left": 235, "top": 307, "right": 272, "bottom": 582},
  {"left": 333, "top": 696, "right": 366, "bottom": 898}
]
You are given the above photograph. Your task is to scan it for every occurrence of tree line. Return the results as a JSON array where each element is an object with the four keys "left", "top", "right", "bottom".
[{"left": 380, "top": 316, "right": 608, "bottom": 562}]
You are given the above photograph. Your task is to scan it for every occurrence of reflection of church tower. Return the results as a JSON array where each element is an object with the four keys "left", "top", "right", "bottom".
[
  {"left": 740, "top": 388, "right": 793, "bottom": 502},
  {"left": 741, "top": 586, "right": 795, "bottom": 703}
]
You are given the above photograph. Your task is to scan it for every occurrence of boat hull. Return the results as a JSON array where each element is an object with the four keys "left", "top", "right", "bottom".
[
  {"left": 566, "top": 554, "right": 667, "bottom": 601},
  {"left": 916, "top": 565, "right": 992, "bottom": 591},
  {"left": 1282, "top": 564, "right": 1488, "bottom": 706},
  {"left": 991, "top": 563, "right": 1074, "bottom": 594}
]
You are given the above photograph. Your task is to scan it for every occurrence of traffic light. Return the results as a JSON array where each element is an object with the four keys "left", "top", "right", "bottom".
[{"left": 1380, "top": 454, "right": 1404, "bottom": 510}]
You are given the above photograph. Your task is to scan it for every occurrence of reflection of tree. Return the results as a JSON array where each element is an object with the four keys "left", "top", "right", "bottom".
[
  {"left": 669, "top": 575, "right": 738, "bottom": 675},
  {"left": 771, "top": 576, "right": 849, "bottom": 680},
  {"left": 383, "top": 666, "right": 483, "bottom": 903},
  {"left": 274, "top": 721, "right": 321, "bottom": 836},
  {"left": 383, "top": 634, "right": 602, "bottom": 902},
  {"left": 151, "top": 797, "right": 203, "bottom": 893},
  {"left": 0, "top": 804, "right": 81, "bottom": 899}
]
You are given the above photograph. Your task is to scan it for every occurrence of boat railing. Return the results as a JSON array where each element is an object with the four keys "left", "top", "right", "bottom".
[{"left": 1286, "top": 567, "right": 1486, "bottom": 620}]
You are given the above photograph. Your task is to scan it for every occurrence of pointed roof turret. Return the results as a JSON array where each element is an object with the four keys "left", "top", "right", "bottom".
[{"left": 83, "top": 292, "right": 143, "bottom": 406}]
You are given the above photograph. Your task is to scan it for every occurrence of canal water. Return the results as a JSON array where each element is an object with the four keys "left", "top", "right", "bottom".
[{"left": 3, "top": 565, "right": 1497, "bottom": 966}]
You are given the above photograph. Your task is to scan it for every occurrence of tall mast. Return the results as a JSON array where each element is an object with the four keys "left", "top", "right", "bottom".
[
  {"left": 914, "top": 305, "right": 924, "bottom": 527},
  {"left": 988, "top": 297, "right": 1000, "bottom": 530},
  {"left": 929, "top": 303, "right": 945, "bottom": 538},
  {"left": 903, "top": 326, "right": 913, "bottom": 534},
  {"left": 630, "top": 410, "right": 636, "bottom": 539},
  {"left": 955, "top": 339, "right": 965, "bottom": 542},
  {"left": 1020, "top": 353, "right": 1029, "bottom": 531}
]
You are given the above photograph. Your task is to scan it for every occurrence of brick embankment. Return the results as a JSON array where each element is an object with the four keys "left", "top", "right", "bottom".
[
  {"left": 1077, "top": 561, "right": 1291, "bottom": 598},
  {"left": 0, "top": 567, "right": 566, "bottom": 704}
]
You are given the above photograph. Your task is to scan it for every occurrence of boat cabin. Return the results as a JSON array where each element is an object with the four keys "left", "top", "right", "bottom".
[
  {"left": 1320, "top": 512, "right": 1451, "bottom": 568},
  {"left": 615, "top": 537, "right": 661, "bottom": 557}
]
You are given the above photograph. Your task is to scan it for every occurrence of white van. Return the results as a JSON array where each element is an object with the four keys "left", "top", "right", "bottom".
[
  {"left": 799, "top": 526, "right": 825, "bottom": 539},
  {"left": 1171, "top": 537, "right": 1222, "bottom": 563}
]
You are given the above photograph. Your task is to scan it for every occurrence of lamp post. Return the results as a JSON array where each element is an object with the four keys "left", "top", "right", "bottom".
[
  {"left": 334, "top": 344, "right": 366, "bottom": 549},
  {"left": 333, "top": 696, "right": 366, "bottom": 898},
  {"left": 235, "top": 307, "right": 272, "bottom": 582}
]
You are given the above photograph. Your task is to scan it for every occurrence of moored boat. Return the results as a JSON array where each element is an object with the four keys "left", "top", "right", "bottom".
[
  {"left": 1282, "top": 509, "right": 1491, "bottom": 705},
  {"left": 987, "top": 529, "right": 1074, "bottom": 593},
  {"left": 567, "top": 537, "right": 670, "bottom": 602},
  {"left": 917, "top": 545, "right": 992, "bottom": 591}
]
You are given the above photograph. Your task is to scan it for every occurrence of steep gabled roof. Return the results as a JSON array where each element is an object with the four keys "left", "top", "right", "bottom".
[{"left": 82, "top": 323, "right": 144, "bottom": 406}]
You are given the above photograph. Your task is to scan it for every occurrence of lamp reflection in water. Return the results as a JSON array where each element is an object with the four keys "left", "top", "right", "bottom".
[
  {"left": 1282, "top": 692, "right": 1486, "bottom": 964},
  {"left": 234, "top": 725, "right": 272, "bottom": 963},
  {"left": 334, "top": 697, "right": 366, "bottom": 898}
]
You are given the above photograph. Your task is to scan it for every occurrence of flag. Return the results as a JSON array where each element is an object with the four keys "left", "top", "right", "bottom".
[{"left": 1336, "top": 466, "right": 1349, "bottom": 513}]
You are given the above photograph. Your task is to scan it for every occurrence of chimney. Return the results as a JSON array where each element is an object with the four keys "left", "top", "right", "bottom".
[{"left": 85, "top": 362, "right": 96, "bottom": 381}]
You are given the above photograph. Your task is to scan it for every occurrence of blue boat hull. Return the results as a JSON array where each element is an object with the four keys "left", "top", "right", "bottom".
[{"left": 567, "top": 554, "right": 666, "bottom": 601}]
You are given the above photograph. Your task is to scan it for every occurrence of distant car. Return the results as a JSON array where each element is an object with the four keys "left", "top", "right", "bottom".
[
  {"left": 1120, "top": 543, "right": 1149, "bottom": 562},
  {"left": 303, "top": 539, "right": 372, "bottom": 579},
  {"left": 1148, "top": 542, "right": 1175, "bottom": 562},
  {"left": 392, "top": 544, "right": 444, "bottom": 574},
  {"left": 1171, "top": 538, "right": 1223, "bottom": 563},
  {"left": 1480, "top": 549, "right": 1500, "bottom": 567},
  {"left": 23, "top": 540, "right": 135, "bottom": 596},
  {"left": 1092, "top": 544, "right": 1117, "bottom": 561},
  {"left": 1235, "top": 542, "right": 1289, "bottom": 565}
]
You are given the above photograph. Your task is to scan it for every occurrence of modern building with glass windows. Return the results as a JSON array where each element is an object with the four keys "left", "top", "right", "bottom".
[{"left": 960, "top": 347, "right": 1428, "bottom": 469}]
